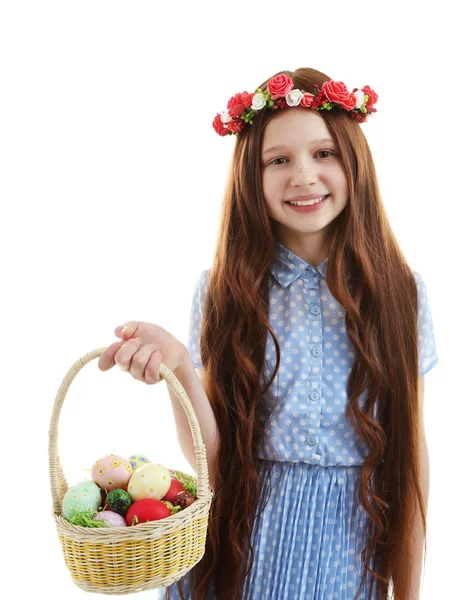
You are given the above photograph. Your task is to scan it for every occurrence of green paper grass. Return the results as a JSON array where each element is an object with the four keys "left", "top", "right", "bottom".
[
  {"left": 67, "top": 511, "right": 112, "bottom": 528},
  {"left": 174, "top": 471, "right": 198, "bottom": 499}
]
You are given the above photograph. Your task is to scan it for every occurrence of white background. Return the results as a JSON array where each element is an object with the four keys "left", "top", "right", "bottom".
[{"left": 1, "top": 1, "right": 447, "bottom": 599}]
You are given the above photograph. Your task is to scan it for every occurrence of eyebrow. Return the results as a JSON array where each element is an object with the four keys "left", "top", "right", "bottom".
[{"left": 262, "top": 138, "right": 335, "bottom": 156}]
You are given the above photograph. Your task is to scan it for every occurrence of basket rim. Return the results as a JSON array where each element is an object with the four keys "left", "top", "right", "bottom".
[
  {"left": 53, "top": 491, "right": 214, "bottom": 528},
  {"left": 53, "top": 488, "right": 214, "bottom": 542},
  {"left": 49, "top": 347, "right": 211, "bottom": 517}
]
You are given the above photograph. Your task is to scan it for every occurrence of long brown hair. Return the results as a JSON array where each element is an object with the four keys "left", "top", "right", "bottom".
[{"left": 166, "top": 67, "right": 426, "bottom": 600}]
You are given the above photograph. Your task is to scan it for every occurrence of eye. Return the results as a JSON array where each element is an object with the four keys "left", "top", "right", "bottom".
[
  {"left": 316, "top": 150, "right": 333, "bottom": 159},
  {"left": 270, "top": 157, "right": 288, "bottom": 166},
  {"left": 268, "top": 150, "right": 334, "bottom": 166}
]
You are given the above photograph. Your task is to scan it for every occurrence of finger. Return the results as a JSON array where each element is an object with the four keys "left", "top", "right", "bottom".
[
  {"left": 143, "top": 349, "right": 163, "bottom": 384},
  {"left": 98, "top": 340, "right": 127, "bottom": 371},
  {"left": 114, "top": 322, "right": 139, "bottom": 340},
  {"left": 129, "top": 344, "right": 157, "bottom": 381},
  {"left": 114, "top": 338, "right": 144, "bottom": 371}
]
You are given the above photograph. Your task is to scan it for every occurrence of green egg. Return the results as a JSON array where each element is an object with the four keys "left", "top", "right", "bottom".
[
  {"left": 62, "top": 480, "right": 102, "bottom": 520},
  {"left": 106, "top": 488, "right": 132, "bottom": 516}
]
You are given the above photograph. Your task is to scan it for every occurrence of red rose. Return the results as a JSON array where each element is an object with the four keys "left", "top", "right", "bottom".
[
  {"left": 346, "top": 93, "right": 357, "bottom": 111},
  {"left": 227, "top": 91, "right": 254, "bottom": 118},
  {"left": 212, "top": 113, "right": 230, "bottom": 136},
  {"left": 300, "top": 92, "right": 315, "bottom": 107},
  {"left": 267, "top": 74, "right": 294, "bottom": 100},
  {"left": 362, "top": 85, "right": 378, "bottom": 112},
  {"left": 322, "top": 81, "right": 356, "bottom": 110},
  {"left": 227, "top": 119, "right": 245, "bottom": 133}
]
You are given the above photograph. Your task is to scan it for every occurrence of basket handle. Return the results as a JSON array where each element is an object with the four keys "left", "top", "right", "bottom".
[{"left": 48, "top": 347, "right": 210, "bottom": 516}]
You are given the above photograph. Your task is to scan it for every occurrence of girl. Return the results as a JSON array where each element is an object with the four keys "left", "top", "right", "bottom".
[{"left": 98, "top": 68, "right": 438, "bottom": 599}]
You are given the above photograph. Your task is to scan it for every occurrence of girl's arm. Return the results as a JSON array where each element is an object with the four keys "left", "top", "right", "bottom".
[{"left": 166, "top": 350, "right": 219, "bottom": 490}]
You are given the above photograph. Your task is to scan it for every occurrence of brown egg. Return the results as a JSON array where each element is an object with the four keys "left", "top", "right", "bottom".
[{"left": 172, "top": 491, "right": 195, "bottom": 509}]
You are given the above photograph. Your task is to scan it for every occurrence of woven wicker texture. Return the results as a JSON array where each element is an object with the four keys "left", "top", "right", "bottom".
[{"left": 49, "top": 347, "right": 214, "bottom": 595}]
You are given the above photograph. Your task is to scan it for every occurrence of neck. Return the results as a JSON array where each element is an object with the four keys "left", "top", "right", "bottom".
[{"left": 277, "top": 230, "right": 330, "bottom": 268}]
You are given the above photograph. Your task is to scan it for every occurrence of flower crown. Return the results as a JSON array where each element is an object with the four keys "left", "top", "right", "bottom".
[{"left": 212, "top": 74, "right": 378, "bottom": 137}]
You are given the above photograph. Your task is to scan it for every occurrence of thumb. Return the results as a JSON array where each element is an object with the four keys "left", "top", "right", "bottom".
[{"left": 114, "top": 322, "right": 139, "bottom": 340}]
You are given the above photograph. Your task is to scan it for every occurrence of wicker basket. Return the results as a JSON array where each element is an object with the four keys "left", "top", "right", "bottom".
[{"left": 48, "top": 347, "right": 214, "bottom": 595}]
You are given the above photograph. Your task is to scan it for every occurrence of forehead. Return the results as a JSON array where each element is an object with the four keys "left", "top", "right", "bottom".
[{"left": 262, "top": 107, "right": 333, "bottom": 152}]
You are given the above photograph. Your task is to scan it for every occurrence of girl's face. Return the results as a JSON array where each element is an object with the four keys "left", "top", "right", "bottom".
[{"left": 261, "top": 107, "right": 349, "bottom": 252}]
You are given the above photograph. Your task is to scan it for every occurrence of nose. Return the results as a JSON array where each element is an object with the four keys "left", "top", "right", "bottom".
[{"left": 289, "top": 160, "right": 318, "bottom": 186}]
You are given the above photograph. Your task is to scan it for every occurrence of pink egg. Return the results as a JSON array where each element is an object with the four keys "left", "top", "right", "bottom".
[
  {"left": 93, "top": 511, "right": 128, "bottom": 527},
  {"left": 91, "top": 454, "right": 134, "bottom": 492}
]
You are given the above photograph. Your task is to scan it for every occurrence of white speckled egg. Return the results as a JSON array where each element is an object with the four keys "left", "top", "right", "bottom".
[
  {"left": 127, "top": 463, "right": 171, "bottom": 501},
  {"left": 62, "top": 480, "right": 102, "bottom": 520},
  {"left": 91, "top": 454, "right": 134, "bottom": 492},
  {"left": 129, "top": 454, "right": 152, "bottom": 471}
]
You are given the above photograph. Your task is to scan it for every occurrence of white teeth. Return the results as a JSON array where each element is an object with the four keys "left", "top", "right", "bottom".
[{"left": 288, "top": 195, "right": 326, "bottom": 206}]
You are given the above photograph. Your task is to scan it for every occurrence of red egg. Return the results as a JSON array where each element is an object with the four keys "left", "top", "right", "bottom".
[
  {"left": 126, "top": 498, "right": 170, "bottom": 526},
  {"left": 161, "top": 477, "right": 185, "bottom": 503}
]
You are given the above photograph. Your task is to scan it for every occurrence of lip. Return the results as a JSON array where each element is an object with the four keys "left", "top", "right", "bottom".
[
  {"left": 285, "top": 194, "right": 328, "bottom": 202},
  {"left": 285, "top": 194, "right": 329, "bottom": 213}
]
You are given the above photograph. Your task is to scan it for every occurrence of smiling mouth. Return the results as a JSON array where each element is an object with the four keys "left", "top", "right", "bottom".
[{"left": 285, "top": 194, "right": 329, "bottom": 206}]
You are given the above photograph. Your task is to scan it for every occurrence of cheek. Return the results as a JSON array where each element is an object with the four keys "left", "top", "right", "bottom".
[
  {"left": 330, "top": 166, "right": 349, "bottom": 197},
  {"left": 261, "top": 171, "right": 280, "bottom": 199},
  {"left": 261, "top": 174, "right": 272, "bottom": 204}
]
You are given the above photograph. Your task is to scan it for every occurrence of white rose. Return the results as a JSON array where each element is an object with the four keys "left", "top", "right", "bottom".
[
  {"left": 285, "top": 89, "right": 304, "bottom": 107},
  {"left": 251, "top": 93, "right": 266, "bottom": 110},
  {"left": 220, "top": 110, "right": 232, "bottom": 124},
  {"left": 353, "top": 89, "right": 365, "bottom": 110}
]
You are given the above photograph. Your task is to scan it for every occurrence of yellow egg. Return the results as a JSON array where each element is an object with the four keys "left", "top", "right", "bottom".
[{"left": 127, "top": 463, "right": 171, "bottom": 501}]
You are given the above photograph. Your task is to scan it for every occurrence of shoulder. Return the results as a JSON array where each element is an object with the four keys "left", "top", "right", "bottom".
[
  {"left": 193, "top": 269, "right": 210, "bottom": 289},
  {"left": 410, "top": 269, "right": 428, "bottom": 301},
  {"left": 411, "top": 269, "right": 424, "bottom": 287},
  {"left": 410, "top": 269, "right": 433, "bottom": 306},
  {"left": 191, "top": 270, "right": 211, "bottom": 306},
  {"left": 199, "top": 269, "right": 210, "bottom": 290}
]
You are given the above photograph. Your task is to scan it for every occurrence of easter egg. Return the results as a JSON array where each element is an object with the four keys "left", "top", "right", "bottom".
[
  {"left": 127, "top": 463, "right": 171, "bottom": 501},
  {"left": 106, "top": 488, "right": 132, "bottom": 516},
  {"left": 162, "top": 477, "right": 185, "bottom": 503},
  {"left": 93, "top": 511, "right": 128, "bottom": 527},
  {"left": 129, "top": 454, "right": 152, "bottom": 471},
  {"left": 62, "top": 480, "right": 102, "bottom": 520},
  {"left": 126, "top": 498, "right": 170, "bottom": 525},
  {"left": 172, "top": 490, "right": 195, "bottom": 509},
  {"left": 91, "top": 454, "right": 134, "bottom": 492}
]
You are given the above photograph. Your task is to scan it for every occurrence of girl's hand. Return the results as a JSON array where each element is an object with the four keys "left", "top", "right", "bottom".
[{"left": 97, "top": 321, "right": 188, "bottom": 384}]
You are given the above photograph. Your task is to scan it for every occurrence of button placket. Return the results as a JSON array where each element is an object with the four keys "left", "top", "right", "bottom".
[{"left": 303, "top": 269, "right": 322, "bottom": 463}]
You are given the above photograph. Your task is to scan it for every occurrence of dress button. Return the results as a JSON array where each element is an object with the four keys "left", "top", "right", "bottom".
[
  {"left": 312, "top": 347, "right": 320, "bottom": 357},
  {"left": 310, "top": 391, "right": 320, "bottom": 401},
  {"left": 310, "top": 304, "right": 320, "bottom": 315},
  {"left": 307, "top": 435, "right": 316, "bottom": 446}
]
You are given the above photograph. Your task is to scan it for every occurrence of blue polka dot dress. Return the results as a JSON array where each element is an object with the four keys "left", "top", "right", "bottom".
[{"left": 158, "top": 241, "right": 439, "bottom": 600}]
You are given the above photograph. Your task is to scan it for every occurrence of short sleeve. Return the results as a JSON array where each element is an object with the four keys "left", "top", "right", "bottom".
[
  {"left": 186, "top": 269, "right": 210, "bottom": 369},
  {"left": 413, "top": 270, "right": 439, "bottom": 376}
]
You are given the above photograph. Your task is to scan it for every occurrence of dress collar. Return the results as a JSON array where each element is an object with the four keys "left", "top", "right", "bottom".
[
  {"left": 269, "top": 241, "right": 353, "bottom": 288},
  {"left": 268, "top": 241, "right": 327, "bottom": 288}
]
